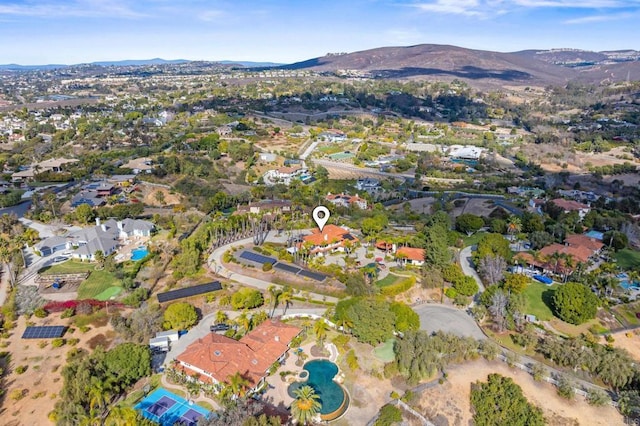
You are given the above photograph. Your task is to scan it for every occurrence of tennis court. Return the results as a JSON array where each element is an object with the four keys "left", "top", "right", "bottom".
[{"left": 135, "top": 388, "right": 210, "bottom": 426}]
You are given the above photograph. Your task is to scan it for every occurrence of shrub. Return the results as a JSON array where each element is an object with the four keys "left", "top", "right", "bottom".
[
  {"left": 444, "top": 287, "right": 458, "bottom": 299},
  {"left": 61, "top": 308, "right": 75, "bottom": 318},
  {"left": 15, "top": 365, "right": 28, "bottom": 374},
  {"left": 586, "top": 388, "right": 610, "bottom": 406},
  {"left": 231, "top": 288, "right": 264, "bottom": 310},
  {"left": 262, "top": 262, "right": 273, "bottom": 272},
  {"left": 556, "top": 375, "right": 575, "bottom": 400},
  {"left": 51, "top": 338, "right": 65, "bottom": 348},
  {"left": 10, "top": 389, "right": 26, "bottom": 401},
  {"left": 79, "top": 325, "right": 90, "bottom": 333},
  {"left": 380, "top": 276, "right": 415, "bottom": 296},
  {"left": 346, "top": 349, "right": 359, "bottom": 371},
  {"left": 34, "top": 307, "right": 48, "bottom": 318},
  {"left": 375, "top": 404, "right": 402, "bottom": 426}
]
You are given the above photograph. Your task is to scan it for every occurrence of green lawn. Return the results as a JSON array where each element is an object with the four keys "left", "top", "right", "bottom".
[
  {"left": 522, "top": 281, "right": 557, "bottom": 321},
  {"left": 461, "top": 231, "right": 489, "bottom": 247},
  {"left": 94, "top": 286, "right": 122, "bottom": 301},
  {"left": 615, "top": 249, "right": 640, "bottom": 271},
  {"left": 376, "top": 274, "right": 401, "bottom": 288},
  {"left": 78, "top": 269, "right": 122, "bottom": 299},
  {"left": 373, "top": 338, "right": 396, "bottom": 362},
  {"left": 39, "top": 260, "right": 122, "bottom": 300},
  {"left": 39, "top": 259, "right": 94, "bottom": 275}
]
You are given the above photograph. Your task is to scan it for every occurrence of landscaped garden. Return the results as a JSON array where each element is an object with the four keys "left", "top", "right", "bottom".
[
  {"left": 522, "top": 281, "right": 557, "bottom": 321},
  {"left": 615, "top": 248, "right": 640, "bottom": 270},
  {"left": 39, "top": 260, "right": 123, "bottom": 300}
]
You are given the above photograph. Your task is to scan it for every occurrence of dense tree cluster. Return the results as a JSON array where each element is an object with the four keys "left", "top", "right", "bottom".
[
  {"left": 54, "top": 344, "right": 151, "bottom": 424},
  {"left": 552, "top": 282, "right": 599, "bottom": 325},
  {"left": 470, "top": 374, "right": 545, "bottom": 426}
]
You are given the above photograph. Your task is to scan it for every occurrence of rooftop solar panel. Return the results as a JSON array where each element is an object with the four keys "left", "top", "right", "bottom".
[
  {"left": 298, "top": 269, "right": 327, "bottom": 282},
  {"left": 239, "top": 250, "right": 276, "bottom": 265},
  {"left": 274, "top": 262, "right": 301, "bottom": 274},
  {"left": 344, "top": 234, "right": 356, "bottom": 241},
  {"left": 157, "top": 281, "right": 222, "bottom": 303},
  {"left": 22, "top": 326, "right": 67, "bottom": 339}
]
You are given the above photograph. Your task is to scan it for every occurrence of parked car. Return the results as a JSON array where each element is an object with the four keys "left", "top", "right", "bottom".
[{"left": 210, "top": 323, "right": 230, "bottom": 332}]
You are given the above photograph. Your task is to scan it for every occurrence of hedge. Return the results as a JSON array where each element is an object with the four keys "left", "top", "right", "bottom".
[
  {"left": 380, "top": 276, "right": 416, "bottom": 296},
  {"left": 43, "top": 299, "right": 124, "bottom": 313}
]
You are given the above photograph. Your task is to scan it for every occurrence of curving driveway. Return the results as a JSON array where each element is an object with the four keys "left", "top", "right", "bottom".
[{"left": 413, "top": 304, "right": 486, "bottom": 340}]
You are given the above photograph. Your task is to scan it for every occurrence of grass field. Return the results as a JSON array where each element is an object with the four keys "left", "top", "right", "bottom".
[
  {"left": 612, "top": 302, "right": 640, "bottom": 327},
  {"left": 522, "top": 281, "right": 557, "bottom": 321},
  {"left": 461, "top": 231, "right": 489, "bottom": 247},
  {"left": 615, "top": 249, "right": 640, "bottom": 270},
  {"left": 94, "top": 286, "right": 122, "bottom": 301},
  {"left": 40, "top": 260, "right": 122, "bottom": 300},
  {"left": 376, "top": 274, "right": 401, "bottom": 287},
  {"left": 373, "top": 338, "right": 396, "bottom": 362}
]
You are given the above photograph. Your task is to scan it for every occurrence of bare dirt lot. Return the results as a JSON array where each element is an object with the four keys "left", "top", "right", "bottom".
[
  {"left": 416, "top": 359, "right": 623, "bottom": 426},
  {"left": 140, "top": 184, "right": 181, "bottom": 207},
  {"left": 604, "top": 330, "right": 640, "bottom": 362},
  {"left": 1, "top": 312, "right": 118, "bottom": 426}
]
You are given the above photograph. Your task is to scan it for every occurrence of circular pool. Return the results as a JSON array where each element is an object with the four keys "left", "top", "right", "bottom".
[{"left": 287, "top": 359, "right": 349, "bottom": 421}]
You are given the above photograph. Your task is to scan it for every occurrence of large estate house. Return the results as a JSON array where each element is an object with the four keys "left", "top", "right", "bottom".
[
  {"left": 301, "top": 224, "right": 358, "bottom": 256},
  {"left": 35, "top": 217, "right": 154, "bottom": 260},
  {"left": 175, "top": 320, "right": 301, "bottom": 394}
]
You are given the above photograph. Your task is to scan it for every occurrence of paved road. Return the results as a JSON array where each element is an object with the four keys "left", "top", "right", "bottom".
[
  {"left": 413, "top": 304, "right": 486, "bottom": 340},
  {"left": 207, "top": 235, "right": 339, "bottom": 304},
  {"left": 460, "top": 246, "right": 485, "bottom": 293}
]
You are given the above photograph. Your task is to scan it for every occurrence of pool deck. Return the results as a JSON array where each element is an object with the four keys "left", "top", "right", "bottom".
[{"left": 263, "top": 341, "right": 342, "bottom": 410}]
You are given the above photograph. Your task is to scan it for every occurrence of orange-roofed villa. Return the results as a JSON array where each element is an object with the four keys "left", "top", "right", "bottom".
[
  {"left": 301, "top": 224, "right": 358, "bottom": 256},
  {"left": 174, "top": 320, "right": 301, "bottom": 394},
  {"left": 395, "top": 246, "right": 426, "bottom": 266}
]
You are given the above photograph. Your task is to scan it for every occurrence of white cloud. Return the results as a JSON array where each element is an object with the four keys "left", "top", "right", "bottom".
[
  {"left": 413, "top": 0, "right": 484, "bottom": 16},
  {"left": 410, "top": 0, "right": 639, "bottom": 17},
  {"left": 0, "top": 0, "right": 147, "bottom": 19},
  {"left": 564, "top": 11, "right": 633, "bottom": 23}
]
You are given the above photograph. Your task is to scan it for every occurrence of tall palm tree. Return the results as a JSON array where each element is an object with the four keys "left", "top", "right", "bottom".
[
  {"left": 507, "top": 215, "right": 522, "bottom": 238},
  {"left": 280, "top": 291, "right": 293, "bottom": 316},
  {"left": 291, "top": 385, "right": 322, "bottom": 425},
  {"left": 226, "top": 371, "right": 251, "bottom": 397},
  {"left": 236, "top": 311, "right": 251, "bottom": 332},
  {"left": 268, "top": 285, "right": 282, "bottom": 318},
  {"left": 313, "top": 320, "right": 329, "bottom": 347}
]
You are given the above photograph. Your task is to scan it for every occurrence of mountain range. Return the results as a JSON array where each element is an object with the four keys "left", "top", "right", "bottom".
[{"left": 2, "top": 45, "right": 639, "bottom": 85}]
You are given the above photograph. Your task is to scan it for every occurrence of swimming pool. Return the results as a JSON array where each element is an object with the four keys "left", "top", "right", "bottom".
[
  {"left": 131, "top": 246, "right": 149, "bottom": 261},
  {"left": 288, "top": 359, "right": 349, "bottom": 421},
  {"left": 134, "top": 388, "right": 210, "bottom": 426}
]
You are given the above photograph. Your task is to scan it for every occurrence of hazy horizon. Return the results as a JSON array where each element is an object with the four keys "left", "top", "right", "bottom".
[{"left": 1, "top": 0, "right": 639, "bottom": 65}]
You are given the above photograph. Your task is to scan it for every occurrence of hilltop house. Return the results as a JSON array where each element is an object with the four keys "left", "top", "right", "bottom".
[
  {"left": 11, "top": 158, "right": 78, "bottom": 183},
  {"left": 301, "top": 224, "right": 358, "bottom": 256},
  {"left": 325, "top": 193, "right": 368, "bottom": 209},
  {"left": 394, "top": 247, "right": 426, "bottom": 266},
  {"left": 174, "top": 320, "right": 301, "bottom": 394},
  {"left": 550, "top": 198, "right": 591, "bottom": 220},
  {"left": 35, "top": 217, "right": 154, "bottom": 260}
]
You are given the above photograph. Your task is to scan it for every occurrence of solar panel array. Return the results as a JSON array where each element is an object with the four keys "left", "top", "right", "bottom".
[
  {"left": 157, "top": 281, "right": 222, "bottom": 303},
  {"left": 22, "top": 326, "right": 67, "bottom": 339},
  {"left": 274, "top": 263, "right": 301, "bottom": 274},
  {"left": 239, "top": 250, "right": 276, "bottom": 265},
  {"left": 298, "top": 269, "right": 328, "bottom": 282}
]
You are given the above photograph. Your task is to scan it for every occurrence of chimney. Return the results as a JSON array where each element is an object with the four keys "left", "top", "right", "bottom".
[
  {"left": 101, "top": 224, "right": 107, "bottom": 232},
  {"left": 274, "top": 335, "right": 280, "bottom": 342},
  {"left": 117, "top": 220, "right": 123, "bottom": 231},
  {"left": 96, "top": 217, "right": 101, "bottom": 227},
  {"left": 324, "top": 233, "right": 328, "bottom": 242}
]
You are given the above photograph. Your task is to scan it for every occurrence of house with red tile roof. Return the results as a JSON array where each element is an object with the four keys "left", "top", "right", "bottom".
[
  {"left": 551, "top": 198, "right": 591, "bottom": 220},
  {"left": 395, "top": 247, "right": 426, "bottom": 266},
  {"left": 302, "top": 224, "right": 358, "bottom": 256},
  {"left": 175, "top": 320, "right": 301, "bottom": 394},
  {"left": 325, "top": 193, "right": 368, "bottom": 209}
]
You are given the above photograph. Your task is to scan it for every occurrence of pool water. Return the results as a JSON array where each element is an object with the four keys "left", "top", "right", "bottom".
[
  {"left": 288, "top": 359, "right": 346, "bottom": 416},
  {"left": 131, "top": 246, "right": 149, "bottom": 261}
]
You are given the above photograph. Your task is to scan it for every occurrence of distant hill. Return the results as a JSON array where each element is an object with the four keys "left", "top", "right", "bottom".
[
  {"left": 279, "top": 44, "right": 640, "bottom": 85},
  {"left": 217, "top": 60, "right": 283, "bottom": 67},
  {"left": 0, "top": 58, "right": 189, "bottom": 71}
]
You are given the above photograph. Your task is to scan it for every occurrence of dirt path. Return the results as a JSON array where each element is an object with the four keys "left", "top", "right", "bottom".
[{"left": 416, "top": 359, "right": 623, "bottom": 426}]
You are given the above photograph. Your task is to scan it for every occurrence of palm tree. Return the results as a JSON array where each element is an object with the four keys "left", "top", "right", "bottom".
[
  {"left": 106, "top": 405, "right": 138, "bottom": 426},
  {"left": 280, "top": 290, "right": 293, "bottom": 316},
  {"left": 313, "top": 320, "right": 329, "bottom": 347},
  {"left": 291, "top": 385, "right": 322, "bottom": 425},
  {"left": 507, "top": 215, "right": 522, "bottom": 239},
  {"left": 236, "top": 311, "right": 251, "bottom": 332},
  {"left": 215, "top": 310, "right": 229, "bottom": 325},
  {"left": 268, "top": 285, "right": 282, "bottom": 318},
  {"left": 226, "top": 371, "right": 251, "bottom": 397}
]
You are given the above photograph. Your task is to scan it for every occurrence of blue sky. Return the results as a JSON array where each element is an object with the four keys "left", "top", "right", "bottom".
[{"left": 0, "top": 0, "right": 638, "bottom": 64}]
